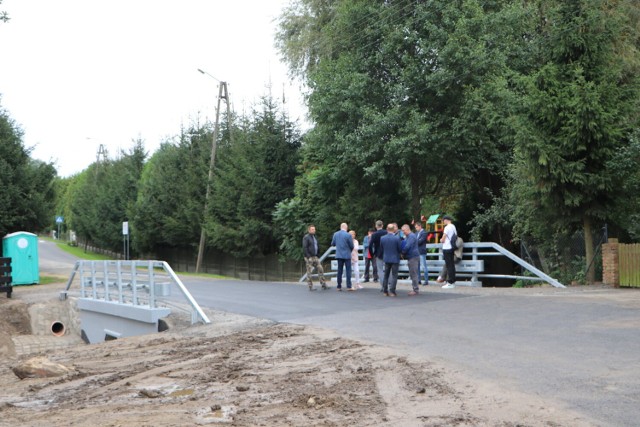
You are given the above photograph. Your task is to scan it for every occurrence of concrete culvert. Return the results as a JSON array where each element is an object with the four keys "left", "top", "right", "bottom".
[
  {"left": 51, "top": 321, "right": 65, "bottom": 337},
  {"left": 158, "top": 318, "right": 170, "bottom": 333}
]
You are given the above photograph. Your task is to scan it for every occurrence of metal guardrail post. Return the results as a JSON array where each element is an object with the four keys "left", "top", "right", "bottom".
[
  {"left": 148, "top": 260, "right": 155, "bottom": 308},
  {"left": 103, "top": 260, "right": 110, "bottom": 301},
  {"left": 91, "top": 261, "right": 97, "bottom": 299},
  {"left": 471, "top": 246, "right": 479, "bottom": 284},
  {"left": 78, "top": 262, "right": 85, "bottom": 298},
  {"left": 116, "top": 261, "right": 124, "bottom": 304},
  {"left": 131, "top": 261, "right": 138, "bottom": 305}
]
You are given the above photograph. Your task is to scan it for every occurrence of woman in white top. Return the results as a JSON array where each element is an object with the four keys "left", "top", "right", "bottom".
[
  {"left": 441, "top": 215, "right": 457, "bottom": 289},
  {"left": 349, "top": 230, "right": 363, "bottom": 289}
]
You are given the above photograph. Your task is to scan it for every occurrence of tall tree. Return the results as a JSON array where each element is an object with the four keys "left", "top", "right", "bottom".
[
  {"left": 0, "top": 106, "right": 56, "bottom": 236},
  {"left": 275, "top": 0, "right": 535, "bottom": 255},
  {"left": 69, "top": 141, "right": 147, "bottom": 252},
  {"left": 206, "top": 96, "right": 301, "bottom": 257},
  {"left": 132, "top": 127, "right": 209, "bottom": 254},
  {"left": 511, "top": 0, "right": 640, "bottom": 281}
]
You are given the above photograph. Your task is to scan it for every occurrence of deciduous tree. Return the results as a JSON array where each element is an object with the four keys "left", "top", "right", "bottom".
[{"left": 511, "top": 0, "right": 640, "bottom": 281}]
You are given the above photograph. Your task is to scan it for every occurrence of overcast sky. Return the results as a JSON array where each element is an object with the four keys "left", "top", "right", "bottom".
[{"left": 0, "top": 0, "right": 307, "bottom": 177}]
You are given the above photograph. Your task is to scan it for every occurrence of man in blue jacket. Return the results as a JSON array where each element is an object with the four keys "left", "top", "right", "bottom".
[
  {"left": 378, "top": 223, "right": 402, "bottom": 297},
  {"left": 369, "top": 220, "right": 387, "bottom": 289},
  {"left": 401, "top": 224, "right": 420, "bottom": 296},
  {"left": 331, "top": 223, "right": 355, "bottom": 291},
  {"left": 414, "top": 222, "right": 428, "bottom": 285}
]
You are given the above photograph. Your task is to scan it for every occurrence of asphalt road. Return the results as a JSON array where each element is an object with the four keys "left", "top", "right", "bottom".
[
  {"left": 176, "top": 277, "right": 640, "bottom": 427},
  {"left": 37, "top": 240, "right": 640, "bottom": 426},
  {"left": 38, "top": 238, "right": 81, "bottom": 277}
]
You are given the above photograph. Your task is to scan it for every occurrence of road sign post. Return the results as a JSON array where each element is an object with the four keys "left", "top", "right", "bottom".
[
  {"left": 55, "top": 216, "right": 64, "bottom": 240},
  {"left": 122, "top": 221, "right": 129, "bottom": 260}
]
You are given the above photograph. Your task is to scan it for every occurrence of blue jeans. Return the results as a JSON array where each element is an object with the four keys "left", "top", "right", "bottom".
[
  {"left": 419, "top": 254, "right": 428, "bottom": 284},
  {"left": 336, "top": 258, "right": 352, "bottom": 289}
]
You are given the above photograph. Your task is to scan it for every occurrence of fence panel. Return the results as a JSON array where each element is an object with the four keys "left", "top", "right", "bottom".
[{"left": 619, "top": 244, "right": 640, "bottom": 288}]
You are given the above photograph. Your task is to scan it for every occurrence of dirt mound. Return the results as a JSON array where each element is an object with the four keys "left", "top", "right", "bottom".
[
  {"left": 0, "top": 283, "right": 598, "bottom": 426},
  {"left": 0, "top": 321, "right": 596, "bottom": 426}
]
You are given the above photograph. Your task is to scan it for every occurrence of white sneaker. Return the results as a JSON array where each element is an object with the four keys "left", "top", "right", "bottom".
[{"left": 441, "top": 283, "right": 455, "bottom": 289}]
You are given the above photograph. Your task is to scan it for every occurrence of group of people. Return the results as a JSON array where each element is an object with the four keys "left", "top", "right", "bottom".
[{"left": 302, "top": 217, "right": 459, "bottom": 296}]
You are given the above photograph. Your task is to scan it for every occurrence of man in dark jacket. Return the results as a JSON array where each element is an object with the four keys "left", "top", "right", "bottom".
[
  {"left": 379, "top": 223, "right": 402, "bottom": 297},
  {"left": 414, "top": 222, "right": 428, "bottom": 285},
  {"left": 401, "top": 224, "right": 420, "bottom": 296},
  {"left": 369, "top": 220, "right": 387, "bottom": 287},
  {"left": 331, "top": 223, "right": 354, "bottom": 291},
  {"left": 363, "top": 228, "right": 376, "bottom": 282},
  {"left": 302, "top": 224, "right": 327, "bottom": 291}
]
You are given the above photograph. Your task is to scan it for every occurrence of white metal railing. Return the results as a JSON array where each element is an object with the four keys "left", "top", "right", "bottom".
[
  {"left": 61, "top": 260, "right": 210, "bottom": 324},
  {"left": 425, "top": 242, "right": 564, "bottom": 288},
  {"left": 300, "top": 242, "right": 564, "bottom": 288}
]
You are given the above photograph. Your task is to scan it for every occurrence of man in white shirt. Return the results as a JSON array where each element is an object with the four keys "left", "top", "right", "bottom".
[{"left": 440, "top": 215, "right": 457, "bottom": 289}]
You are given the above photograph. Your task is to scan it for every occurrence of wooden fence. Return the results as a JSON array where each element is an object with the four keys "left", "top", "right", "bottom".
[{"left": 619, "top": 244, "right": 640, "bottom": 287}]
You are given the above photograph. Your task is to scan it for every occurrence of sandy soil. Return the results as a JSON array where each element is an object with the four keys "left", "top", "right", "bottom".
[{"left": 0, "top": 284, "right": 599, "bottom": 427}]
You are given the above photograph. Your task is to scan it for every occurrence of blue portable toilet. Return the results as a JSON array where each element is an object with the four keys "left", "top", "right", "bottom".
[{"left": 2, "top": 232, "right": 39, "bottom": 285}]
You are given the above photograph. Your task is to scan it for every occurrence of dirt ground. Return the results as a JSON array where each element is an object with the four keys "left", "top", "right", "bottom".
[{"left": 0, "top": 284, "right": 599, "bottom": 427}]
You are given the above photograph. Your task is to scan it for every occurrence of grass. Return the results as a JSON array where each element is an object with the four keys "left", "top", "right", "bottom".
[
  {"left": 39, "top": 275, "right": 68, "bottom": 285},
  {"left": 41, "top": 236, "right": 232, "bottom": 279},
  {"left": 54, "top": 241, "right": 114, "bottom": 261}
]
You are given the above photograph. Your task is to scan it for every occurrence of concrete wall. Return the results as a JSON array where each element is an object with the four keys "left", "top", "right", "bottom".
[
  {"left": 28, "top": 298, "right": 81, "bottom": 337},
  {"left": 77, "top": 298, "right": 170, "bottom": 344}
]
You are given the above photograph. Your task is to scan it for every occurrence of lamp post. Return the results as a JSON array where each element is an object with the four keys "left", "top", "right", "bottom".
[{"left": 195, "top": 69, "right": 231, "bottom": 273}]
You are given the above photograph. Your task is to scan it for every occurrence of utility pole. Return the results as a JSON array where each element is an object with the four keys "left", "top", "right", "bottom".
[
  {"left": 195, "top": 70, "right": 232, "bottom": 273},
  {"left": 96, "top": 144, "right": 108, "bottom": 163}
]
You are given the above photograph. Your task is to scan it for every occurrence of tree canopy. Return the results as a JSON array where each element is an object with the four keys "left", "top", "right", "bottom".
[
  {"left": 274, "top": 0, "right": 640, "bottom": 280},
  {"left": 0, "top": 106, "right": 56, "bottom": 237},
  {"left": 2, "top": 0, "right": 639, "bottom": 286}
]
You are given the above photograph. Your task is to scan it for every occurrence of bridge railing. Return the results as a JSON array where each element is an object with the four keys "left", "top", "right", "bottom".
[
  {"left": 60, "top": 260, "right": 210, "bottom": 324},
  {"left": 300, "top": 242, "right": 564, "bottom": 288}
]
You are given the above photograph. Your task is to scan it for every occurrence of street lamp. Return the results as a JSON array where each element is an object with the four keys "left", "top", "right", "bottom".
[
  {"left": 197, "top": 68, "right": 220, "bottom": 83},
  {"left": 195, "top": 68, "right": 231, "bottom": 273}
]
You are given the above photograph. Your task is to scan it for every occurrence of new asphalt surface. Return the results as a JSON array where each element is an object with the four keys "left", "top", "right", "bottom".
[
  {"left": 37, "top": 239, "right": 640, "bottom": 426},
  {"left": 177, "top": 278, "right": 640, "bottom": 427}
]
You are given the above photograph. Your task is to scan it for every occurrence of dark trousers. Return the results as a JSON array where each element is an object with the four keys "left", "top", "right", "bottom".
[
  {"left": 443, "top": 249, "right": 456, "bottom": 284},
  {"left": 408, "top": 256, "right": 420, "bottom": 292},
  {"left": 336, "top": 258, "right": 352, "bottom": 289},
  {"left": 382, "top": 262, "right": 399, "bottom": 294},
  {"left": 364, "top": 257, "right": 377, "bottom": 280}
]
